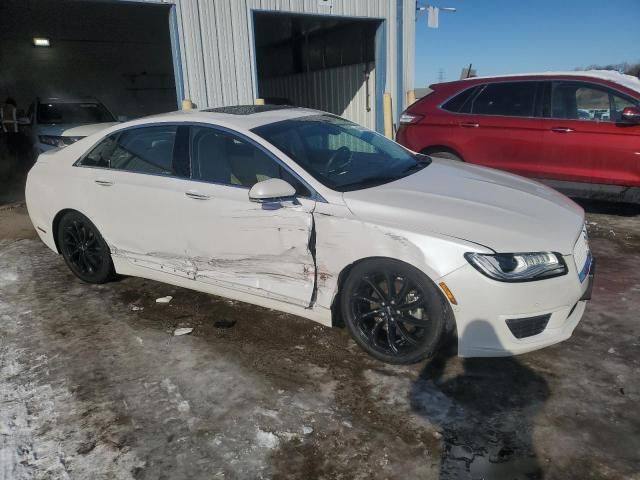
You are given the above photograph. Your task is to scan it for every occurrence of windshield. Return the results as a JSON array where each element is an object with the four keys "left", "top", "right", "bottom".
[
  {"left": 252, "top": 115, "right": 430, "bottom": 192},
  {"left": 37, "top": 102, "right": 115, "bottom": 125}
]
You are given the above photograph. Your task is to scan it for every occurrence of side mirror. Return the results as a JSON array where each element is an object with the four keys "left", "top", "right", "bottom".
[
  {"left": 249, "top": 178, "right": 296, "bottom": 203},
  {"left": 117, "top": 115, "right": 128, "bottom": 122},
  {"left": 621, "top": 106, "right": 640, "bottom": 124}
]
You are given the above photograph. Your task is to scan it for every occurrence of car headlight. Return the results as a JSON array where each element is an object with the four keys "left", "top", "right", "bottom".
[
  {"left": 39, "top": 135, "right": 84, "bottom": 147},
  {"left": 464, "top": 252, "right": 567, "bottom": 282}
]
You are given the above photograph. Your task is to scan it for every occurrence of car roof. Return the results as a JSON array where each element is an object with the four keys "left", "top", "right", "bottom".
[
  {"left": 122, "top": 106, "right": 326, "bottom": 132},
  {"left": 451, "top": 70, "right": 640, "bottom": 95}
]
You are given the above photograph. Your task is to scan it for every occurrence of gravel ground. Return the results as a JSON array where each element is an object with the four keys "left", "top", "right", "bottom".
[{"left": 1, "top": 202, "right": 639, "bottom": 480}]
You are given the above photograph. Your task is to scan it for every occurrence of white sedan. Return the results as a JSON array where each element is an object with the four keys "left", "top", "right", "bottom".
[{"left": 25, "top": 106, "right": 594, "bottom": 364}]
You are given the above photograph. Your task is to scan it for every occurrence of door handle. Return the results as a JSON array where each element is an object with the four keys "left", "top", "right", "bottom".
[
  {"left": 550, "top": 127, "right": 575, "bottom": 133},
  {"left": 94, "top": 179, "right": 114, "bottom": 186},
  {"left": 185, "top": 191, "right": 210, "bottom": 200},
  {"left": 460, "top": 122, "right": 480, "bottom": 128}
]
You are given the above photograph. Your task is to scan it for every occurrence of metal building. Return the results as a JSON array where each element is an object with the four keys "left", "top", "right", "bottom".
[
  {"left": 0, "top": 0, "right": 415, "bottom": 134},
  {"left": 156, "top": 0, "right": 416, "bottom": 132}
]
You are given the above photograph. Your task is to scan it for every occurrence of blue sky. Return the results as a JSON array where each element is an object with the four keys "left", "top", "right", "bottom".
[{"left": 414, "top": 0, "right": 640, "bottom": 86}]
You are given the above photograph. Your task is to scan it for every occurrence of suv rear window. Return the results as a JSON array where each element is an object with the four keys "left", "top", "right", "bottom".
[
  {"left": 441, "top": 86, "right": 479, "bottom": 113},
  {"left": 471, "top": 82, "right": 537, "bottom": 117}
]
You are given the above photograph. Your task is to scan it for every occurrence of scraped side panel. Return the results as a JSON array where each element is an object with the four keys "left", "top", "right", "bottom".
[
  {"left": 311, "top": 203, "right": 485, "bottom": 318},
  {"left": 110, "top": 203, "right": 316, "bottom": 308}
]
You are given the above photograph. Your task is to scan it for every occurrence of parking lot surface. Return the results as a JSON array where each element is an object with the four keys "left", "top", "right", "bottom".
[{"left": 1, "top": 202, "right": 639, "bottom": 480}]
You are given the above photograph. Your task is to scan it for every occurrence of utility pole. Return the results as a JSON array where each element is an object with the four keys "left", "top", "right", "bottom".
[
  {"left": 416, "top": 1, "right": 457, "bottom": 29},
  {"left": 438, "top": 69, "right": 444, "bottom": 82}
]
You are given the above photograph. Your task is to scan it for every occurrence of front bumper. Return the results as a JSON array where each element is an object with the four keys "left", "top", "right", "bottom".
[{"left": 441, "top": 253, "right": 594, "bottom": 357}]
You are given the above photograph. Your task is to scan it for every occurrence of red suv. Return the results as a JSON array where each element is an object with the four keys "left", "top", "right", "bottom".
[{"left": 397, "top": 72, "right": 640, "bottom": 204}]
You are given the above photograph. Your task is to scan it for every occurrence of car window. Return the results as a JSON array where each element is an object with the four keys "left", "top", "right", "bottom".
[
  {"left": 551, "top": 82, "right": 612, "bottom": 121},
  {"left": 80, "top": 126, "right": 179, "bottom": 175},
  {"left": 471, "top": 82, "right": 537, "bottom": 117},
  {"left": 189, "top": 126, "right": 310, "bottom": 196},
  {"left": 612, "top": 93, "right": 640, "bottom": 122},
  {"left": 299, "top": 123, "right": 377, "bottom": 154},
  {"left": 441, "top": 86, "right": 479, "bottom": 113}
]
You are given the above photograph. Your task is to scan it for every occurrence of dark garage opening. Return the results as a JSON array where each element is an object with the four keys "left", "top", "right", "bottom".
[
  {"left": 253, "top": 11, "right": 380, "bottom": 130},
  {"left": 0, "top": 0, "right": 177, "bottom": 121},
  {"left": 0, "top": 0, "right": 178, "bottom": 203}
]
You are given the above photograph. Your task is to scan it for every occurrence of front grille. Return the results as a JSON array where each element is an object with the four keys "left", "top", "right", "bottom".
[{"left": 506, "top": 314, "right": 551, "bottom": 339}]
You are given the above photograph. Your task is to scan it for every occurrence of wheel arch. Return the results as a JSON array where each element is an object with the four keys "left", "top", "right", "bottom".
[
  {"left": 329, "top": 255, "right": 453, "bottom": 329},
  {"left": 330, "top": 255, "right": 458, "bottom": 362},
  {"left": 52, "top": 208, "right": 102, "bottom": 254},
  {"left": 420, "top": 145, "right": 465, "bottom": 161}
]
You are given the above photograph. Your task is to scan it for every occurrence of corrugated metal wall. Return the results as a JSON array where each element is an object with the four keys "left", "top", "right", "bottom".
[
  {"left": 259, "top": 63, "right": 376, "bottom": 129},
  {"left": 128, "top": 0, "right": 415, "bottom": 126}
]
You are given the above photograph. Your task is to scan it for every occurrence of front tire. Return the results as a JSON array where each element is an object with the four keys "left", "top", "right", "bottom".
[
  {"left": 57, "top": 211, "right": 114, "bottom": 284},
  {"left": 340, "top": 259, "right": 449, "bottom": 364}
]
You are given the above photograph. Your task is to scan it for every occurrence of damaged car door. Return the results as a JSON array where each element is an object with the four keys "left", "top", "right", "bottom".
[
  {"left": 181, "top": 125, "right": 317, "bottom": 307},
  {"left": 74, "top": 124, "right": 196, "bottom": 276}
]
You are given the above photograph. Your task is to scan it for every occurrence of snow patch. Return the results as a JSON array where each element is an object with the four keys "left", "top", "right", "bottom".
[
  {"left": 173, "top": 327, "right": 193, "bottom": 336},
  {"left": 0, "top": 270, "right": 18, "bottom": 287},
  {"left": 0, "top": 307, "right": 145, "bottom": 480},
  {"left": 255, "top": 429, "right": 280, "bottom": 449},
  {"left": 364, "top": 368, "right": 451, "bottom": 426}
]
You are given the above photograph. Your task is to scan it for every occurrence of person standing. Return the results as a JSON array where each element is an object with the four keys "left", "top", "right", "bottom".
[{"left": 1, "top": 97, "right": 20, "bottom": 156}]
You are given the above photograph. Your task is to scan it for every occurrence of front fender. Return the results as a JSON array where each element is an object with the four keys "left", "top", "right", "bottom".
[{"left": 312, "top": 202, "right": 490, "bottom": 313}]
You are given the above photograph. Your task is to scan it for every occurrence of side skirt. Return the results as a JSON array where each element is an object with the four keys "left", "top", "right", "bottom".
[{"left": 112, "top": 256, "right": 333, "bottom": 327}]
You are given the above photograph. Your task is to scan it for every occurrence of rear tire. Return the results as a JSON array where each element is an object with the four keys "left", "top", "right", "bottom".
[
  {"left": 56, "top": 211, "right": 114, "bottom": 284},
  {"left": 422, "top": 149, "right": 463, "bottom": 162},
  {"left": 340, "top": 258, "right": 449, "bottom": 364}
]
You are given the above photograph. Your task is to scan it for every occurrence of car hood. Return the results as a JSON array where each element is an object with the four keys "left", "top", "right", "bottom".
[
  {"left": 36, "top": 122, "right": 119, "bottom": 137},
  {"left": 342, "top": 158, "right": 585, "bottom": 254}
]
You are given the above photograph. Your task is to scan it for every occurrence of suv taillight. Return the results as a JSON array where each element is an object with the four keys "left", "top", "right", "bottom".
[{"left": 399, "top": 112, "right": 423, "bottom": 125}]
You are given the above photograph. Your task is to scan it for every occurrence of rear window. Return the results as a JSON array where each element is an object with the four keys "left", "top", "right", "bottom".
[
  {"left": 37, "top": 102, "right": 115, "bottom": 124},
  {"left": 471, "top": 82, "right": 537, "bottom": 117},
  {"left": 441, "top": 86, "right": 479, "bottom": 113}
]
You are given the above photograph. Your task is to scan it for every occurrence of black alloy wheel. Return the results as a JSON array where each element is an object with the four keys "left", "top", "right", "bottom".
[
  {"left": 57, "top": 211, "right": 114, "bottom": 284},
  {"left": 341, "top": 258, "right": 448, "bottom": 364}
]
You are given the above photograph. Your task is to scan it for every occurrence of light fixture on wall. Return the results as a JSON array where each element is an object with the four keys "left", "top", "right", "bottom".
[{"left": 32, "top": 37, "right": 51, "bottom": 47}]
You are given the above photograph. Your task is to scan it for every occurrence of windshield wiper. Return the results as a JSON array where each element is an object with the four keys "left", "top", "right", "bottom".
[
  {"left": 402, "top": 163, "right": 425, "bottom": 173},
  {"left": 340, "top": 159, "right": 432, "bottom": 191},
  {"left": 402, "top": 157, "right": 432, "bottom": 173}
]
